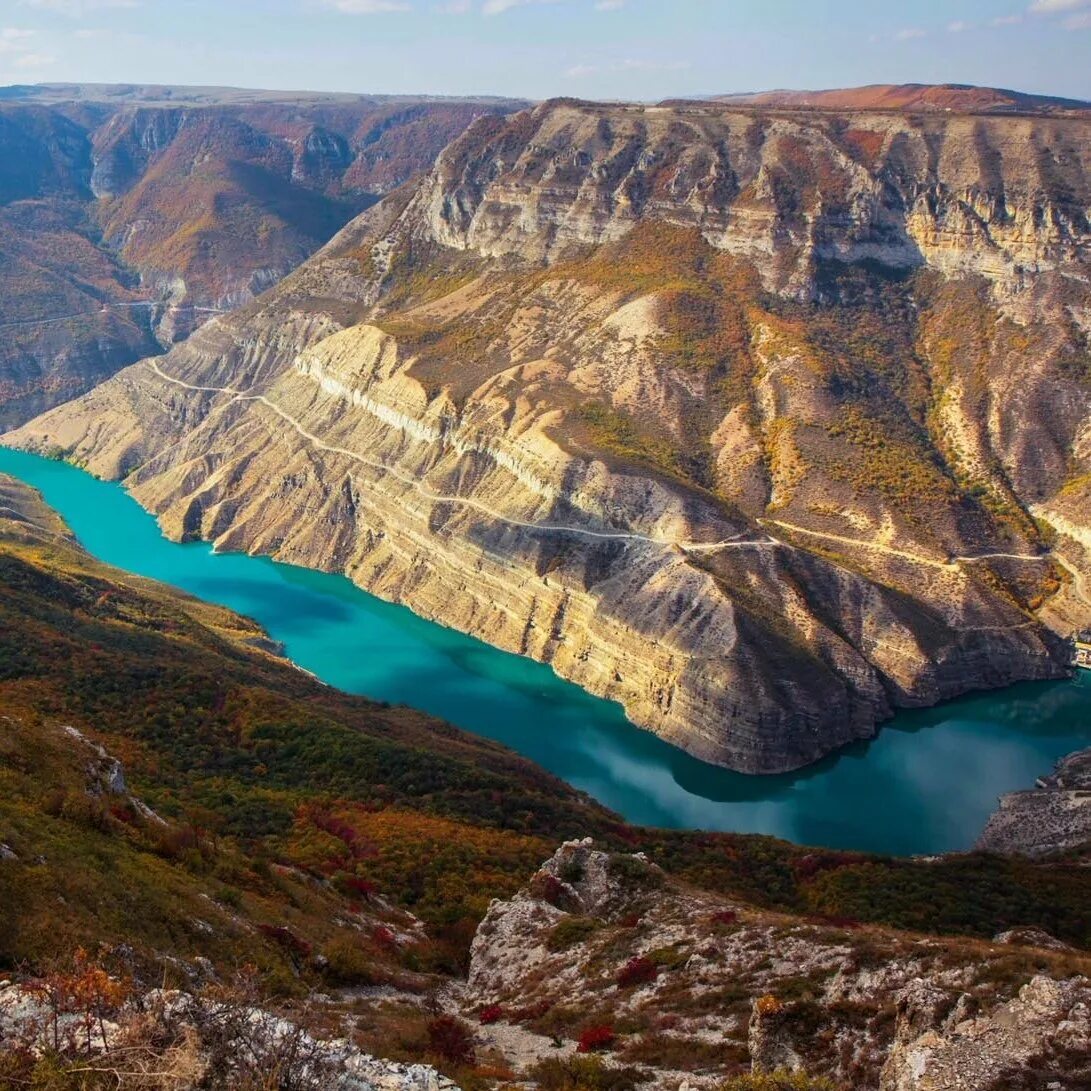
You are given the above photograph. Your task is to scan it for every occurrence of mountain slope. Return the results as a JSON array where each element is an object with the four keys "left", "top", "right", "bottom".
[
  {"left": 2, "top": 475, "right": 1091, "bottom": 1087},
  {"left": 700, "top": 82, "right": 1091, "bottom": 115},
  {"left": 0, "top": 87, "right": 524, "bottom": 428},
  {"left": 8, "top": 96, "right": 1091, "bottom": 772}
]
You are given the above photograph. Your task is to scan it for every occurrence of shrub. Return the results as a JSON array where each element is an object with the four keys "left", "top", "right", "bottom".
[
  {"left": 371, "top": 925, "right": 398, "bottom": 950},
  {"left": 322, "top": 934, "right": 381, "bottom": 987},
  {"left": 617, "top": 957, "right": 658, "bottom": 989},
  {"left": 340, "top": 875, "right": 378, "bottom": 900},
  {"left": 547, "top": 916, "right": 600, "bottom": 951},
  {"left": 256, "top": 924, "right": 312, "bottom": 960},
  {"left": 478, "top": 1003, "right": 503, "bottom": 1025},
  {"left": 532, "top": 872, "right": 581, "bottom": 912},
  {"left": 528, "top": 1055, "right": 646, "bottom": 1090},
  {"left": 607, "top": 856, "right": 662, "bottom": 892},
  {"left": 426, "top": 1015, "right": 475, "bottom": 1066},
  {"left": 559, "top": 860, "right": 586, "bottom": 885},
  {"left": 529, "top": 1055, "right": 644, "bottom": 1090},
  {"left": 721, "top": 1070, "right": 838, "bottom": 1091},
  {"left": 578, "top": 1024, "right": 617, "bottom": 1053}
]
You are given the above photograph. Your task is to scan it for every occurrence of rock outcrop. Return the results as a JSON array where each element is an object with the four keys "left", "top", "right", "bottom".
[
  {"left": 976, "top": 746, "right": 1091, "bottom": 857},
  {"left": 880, "top": 974, "right": 1091, "bottom": 1091},
  {"left": 461, "top": 840, "right": 1091, "bottom": 1089},
  {"left": 7, "top": 96, "right": 1091, "bottom": 771},
  {"left": 0, "top": 981, "right": 458, "bottom": 1091}
]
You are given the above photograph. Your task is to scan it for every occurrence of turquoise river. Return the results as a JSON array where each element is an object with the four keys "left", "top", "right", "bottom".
[{"left": 2, "top": 445, "right": 1089, "bottom": 856}]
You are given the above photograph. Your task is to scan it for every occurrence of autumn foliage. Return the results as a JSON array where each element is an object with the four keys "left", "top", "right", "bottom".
[
  {"left": 577, "top": 1024, "right": 616, "bottom": 1053},
  {"left": 616, "top": 956, "right": 658, "bottom": 989},
  {"left": 426, "top": 1015, "right": 476, "bottom": 1066}
]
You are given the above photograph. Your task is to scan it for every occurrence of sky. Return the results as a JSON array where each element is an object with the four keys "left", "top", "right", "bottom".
[{"left": 0, "top": 0, "right": 1088, "bottom": 103}]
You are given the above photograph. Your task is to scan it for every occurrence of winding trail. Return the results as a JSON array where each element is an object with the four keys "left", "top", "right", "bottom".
[
  {"left": 0, "top": 300, "right": 227, "bottom": 334},
  {"left": 143, "top": 361, "right": 1067, "bottom": 590},
  {"left": 764, "top": 517, "right": 1050, "bottom": 571},
  {"left": 145, "top": 361, "right": 781, "bottom": 553}
]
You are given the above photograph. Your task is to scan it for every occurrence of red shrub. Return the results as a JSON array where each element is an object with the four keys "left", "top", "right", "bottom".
[
  {"left": 710, "top": 910, "right": 738, "bottom": 926},
  {"left": 577, "top": 1024, "right": 616, "bottom": 1053},
  {"left": 257, "top": 924, "right": 312, "bottom": 960},
  {"left": 427, "top": 1015, "right": 476, "bottom": 1066},
  {"left": 537, "top": 873, "right": 572, "bottom": 908},
  {"left": 617, "top": 956, "right": 658, "bottom": 989},
  {"left": 342, "top": 875, "right": 378, "bottom": 900},
  {"left": 108, "top": 802, "right": 139, "bottom": 826},
  {"left": 371, "top": 925, "right": 398, "bottom": 949},
  {"left": 619, "top": 914, "right": 642, "bottom": 928},
  {"left": 478, "top": 1003, "right": 504, "bottom": 1025}
]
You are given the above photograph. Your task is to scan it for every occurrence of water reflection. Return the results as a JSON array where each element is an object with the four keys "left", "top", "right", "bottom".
[{"left": 3, "top": 445, "right": 1089, "bottom": 855}]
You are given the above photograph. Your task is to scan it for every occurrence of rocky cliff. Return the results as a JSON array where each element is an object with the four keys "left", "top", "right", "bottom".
[
  {"left": 8, "top": 96, "right": 1091, "bottom": 772},
  {"left": 460, "top": 839, "right": 1091, "bottom": 1089}
]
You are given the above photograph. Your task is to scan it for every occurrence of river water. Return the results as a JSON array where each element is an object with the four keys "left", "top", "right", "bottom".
[{"left": 2, "top": 445, "right": 1088, "bottom": 856}]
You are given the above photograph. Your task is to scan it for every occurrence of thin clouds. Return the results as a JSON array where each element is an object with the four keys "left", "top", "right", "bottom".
[
  {"left": 0, "top": 25, "right": 36, "bottom": 53},
  {"left": 1028, "top": 0, "right": 1091, "bottom": 28},
  {"left": 319, "top": 0, "right": 411, "bottom": 11},
  {"left": 0, "top": 25, "right": 55, "bottom": 73},
  {"left": 324, "top": 0, "right": 626, "bottom": 14},
  {"left": 482, "top": 0, "right": 552, "bottom": 14},
  {"left": 20, "top": 0, "right": 139, "bottom": 14},
  {"left": 894, "top": 27, "right": 926, "bottom": 40},
  {"left": 11, "top": 50, "right": 55, "bottom": 67},
  {"left": 1029, "top": 0, "right": 1091, "bottom": 11}
]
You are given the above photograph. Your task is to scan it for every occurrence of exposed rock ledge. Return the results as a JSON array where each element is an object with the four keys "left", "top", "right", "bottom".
[
  {"left": 463, "top": 839, "right": 1091, "bottom": 1089},
  {"left": 976, "top": 746, "right": 1091, "bottom": 858}
]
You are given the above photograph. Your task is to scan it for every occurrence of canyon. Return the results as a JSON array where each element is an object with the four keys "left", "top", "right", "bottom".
[
  {"left": 3, "top": 469, "right": 1087, "bottom": 1089},
  {"left": 9, "top": 93, "right": 1091, "bottom": 773},
  {"left": 0, "top": 84, "right": 524, "bottom": 428}
]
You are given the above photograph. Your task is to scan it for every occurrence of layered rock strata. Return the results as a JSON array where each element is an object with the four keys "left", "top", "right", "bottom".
[{"left": 8, "top": 98, "right": 1091, "bottom": 771}]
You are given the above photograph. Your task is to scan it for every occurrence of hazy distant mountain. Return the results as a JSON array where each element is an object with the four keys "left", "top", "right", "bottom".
[
  {"left": 0, "top": 84, "right": 526, "bottom": 427},
  {"left": 685, "top": 82, "right": 1091, "bottom": 114}
]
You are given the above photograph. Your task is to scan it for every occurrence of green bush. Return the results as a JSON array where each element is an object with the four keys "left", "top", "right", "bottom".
[
  {"left": 548, "top": 916, "right": 600, "bottom": 951},
  {"left": 528, "top": 1055, "right": 647, "bottom": 1090}
]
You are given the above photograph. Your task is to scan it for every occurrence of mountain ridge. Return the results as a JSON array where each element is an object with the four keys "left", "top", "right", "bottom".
[
  {"left": 10, "top": 95, "right": 1090, "bottom": 772},
  {"left": 681, "top": 82, "right": 1091, "bottom": 115}
]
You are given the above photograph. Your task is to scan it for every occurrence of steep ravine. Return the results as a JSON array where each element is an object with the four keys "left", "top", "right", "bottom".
[{"left": 8, "top": 98, "right": 1090, "bottom": 773}]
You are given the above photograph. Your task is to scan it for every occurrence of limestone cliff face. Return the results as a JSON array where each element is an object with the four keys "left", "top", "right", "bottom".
[
  {"left": 418, "top": 102, "right": 1089, "bottom": 300},
  {"left": 976, "top": 746, "right": 1091, "bottom": 858},
  {"left": 8, "top": 98, "right": 1091, "bottom": 773}
]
